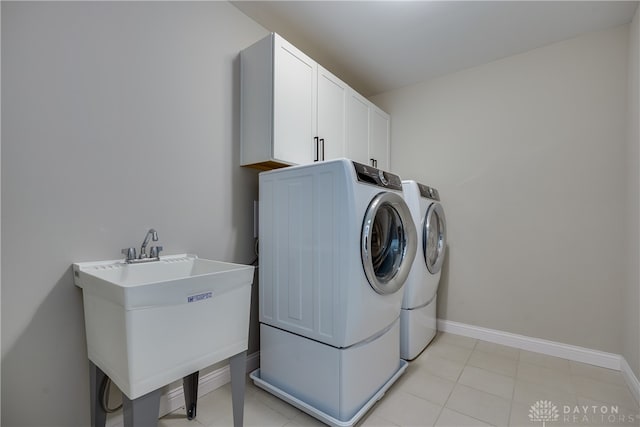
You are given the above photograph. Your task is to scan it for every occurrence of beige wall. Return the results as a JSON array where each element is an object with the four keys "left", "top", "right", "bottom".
[
  {"left": 371, "top": 25, "right": 629, "bottom": 355},
  {"left": 625, "top": 7, "right": 640, "bottom": 379},
  {"left": 1, "top": 2, "right": 266, "bottom": 425}
]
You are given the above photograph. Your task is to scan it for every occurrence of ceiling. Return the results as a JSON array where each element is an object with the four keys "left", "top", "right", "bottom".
[{"left": 232, "top": 1, "right": 639, "bottom": 96}]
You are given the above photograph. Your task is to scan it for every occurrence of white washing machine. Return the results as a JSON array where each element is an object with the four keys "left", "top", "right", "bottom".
[
  {"left": 252, "top": 159, "right": 417, "bottom": 426},
  {"left": 400, "top": 180, "right": 447, "bottom": 360}
]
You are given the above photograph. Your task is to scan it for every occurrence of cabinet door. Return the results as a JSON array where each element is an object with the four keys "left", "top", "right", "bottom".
[
  {"left": 273, "top": 35, "right": 317, "bottom": 165},
  {"left": 317, "top": 66, "right": 347, "bottom": 161},
  {"left": 369, "top": 106, "right": 390, "bottom": 171},
  {"left": 345, "top": 90, "right": 370, "bottom": 165}
]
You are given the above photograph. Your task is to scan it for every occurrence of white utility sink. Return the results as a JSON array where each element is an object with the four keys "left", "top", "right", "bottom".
[{"left": 74, "top": 254, "right": 255, "bottom": 400}]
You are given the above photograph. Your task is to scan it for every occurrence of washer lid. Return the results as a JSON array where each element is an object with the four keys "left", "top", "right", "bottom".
[
  {"left": 423, "top": 202, "right": 447, "bottom": 274},
  {"left": 361, "top": 192, "right": 417, "bottom": 295}
]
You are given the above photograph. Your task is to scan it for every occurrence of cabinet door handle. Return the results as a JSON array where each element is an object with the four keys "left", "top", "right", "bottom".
[
  {"left": 320, "top": 139, "right": 325, "bottom": 161},
  {"left": 370, "top": 158, "right": 375, "bottom": 167},
  {"left": 314, "top": 137, "right": 319, "bottom": 162},
  {"left": 375, "top": 159, "right": 378, "bottom": 168}
]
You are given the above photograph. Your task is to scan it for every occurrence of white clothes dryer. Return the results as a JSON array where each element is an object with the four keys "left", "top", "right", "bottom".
[
  {"left": 400, "top": 180, "right": 447, "bottom": 360},
  {"left": 253, "top": 159, "right": 417, "bottom": 426}
]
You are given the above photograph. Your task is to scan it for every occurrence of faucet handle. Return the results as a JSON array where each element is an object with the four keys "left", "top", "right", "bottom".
[
  {"left": 149, "top": 246, "right": 163, "bottom": 258},
  {"left": 121, "top": 247, "right": 136, "bottom": 261}
]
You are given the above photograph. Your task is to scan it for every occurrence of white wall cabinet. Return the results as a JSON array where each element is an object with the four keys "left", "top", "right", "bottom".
[
  {"left": 317, "top": 65, "right": 348, "bottom": 162},
  {"left": 345, "top": 91, "right": 370, "bottom": 165},
  {"left": 272, "top": 35, "right": 317, "bottom": 166},
  {"left": 345, "top": 91, "right": 390, "bottom": 170},
  {"left": 368, "top": 105, "right": 390, "bottom": 171},
  {"left": 241, "top": 33, "right": 316, "bottom": 169},
  {"left": 241, "top": 33, "right": 389, "bottom": 171}
]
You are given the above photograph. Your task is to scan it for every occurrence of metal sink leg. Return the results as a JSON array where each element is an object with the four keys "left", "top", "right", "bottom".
[
  {"left": 89, "top": 362, "right": 107, "bottom": 427},
  {"left": 123, "top": 388, "right": 161, "bottom": 427},
  {"left": 230, "top": 351, "right": 247, "bottom": 427},
  {"left": 183, "top": 372, "right": 199, "bottom": 420}
]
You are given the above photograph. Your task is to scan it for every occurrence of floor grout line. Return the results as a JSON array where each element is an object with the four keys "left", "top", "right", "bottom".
[{"left": 506, "top": 347, "right": 522, "bottom": 427}]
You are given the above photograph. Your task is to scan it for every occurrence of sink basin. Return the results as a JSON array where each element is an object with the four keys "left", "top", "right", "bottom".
[{"left": 74, "top": 254, "right": 255, "bottom": 399}]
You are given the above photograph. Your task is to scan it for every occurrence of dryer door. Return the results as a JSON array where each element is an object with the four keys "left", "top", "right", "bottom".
[
  {"left": 361, "top": 192, "right": 417, "bottom": 294},
  {"left": 423, "top": 202, "right": 447, "bottom": 274}
]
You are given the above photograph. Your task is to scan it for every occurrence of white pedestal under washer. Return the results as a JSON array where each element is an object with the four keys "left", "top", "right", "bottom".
[
  {"left": 254, "top": 159, "right": 417, "bottom": 426},
  {"left": 400, "top": 180, "right": 447, "bottom": 360}
]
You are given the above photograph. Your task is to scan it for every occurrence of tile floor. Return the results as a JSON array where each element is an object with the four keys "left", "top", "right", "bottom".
[{"left": 159, "top": 333, "right": 640, "bottom": 427}]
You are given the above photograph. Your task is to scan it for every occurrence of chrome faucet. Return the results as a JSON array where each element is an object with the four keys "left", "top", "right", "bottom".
[
  {"left": 139, "top": 228, "right": 158, "bottom": 259},
  {"left": 121, "top": 228, "right": 163, "bottom": 263}
]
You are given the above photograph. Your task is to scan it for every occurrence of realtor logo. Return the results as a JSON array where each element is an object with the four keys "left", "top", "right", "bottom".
[{"left": 530, "top": 400, "right": 560, "bottom": 427}]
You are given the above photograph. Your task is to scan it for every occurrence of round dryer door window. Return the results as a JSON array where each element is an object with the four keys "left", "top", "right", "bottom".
[
  {"left": 361, "top": 192, "right": 417, "bottom": 295},
  {"left": 423, "top": 203, "right": 447, "bottom": 274}
]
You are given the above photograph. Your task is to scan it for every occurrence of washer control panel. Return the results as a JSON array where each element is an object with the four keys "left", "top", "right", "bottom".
[
  {"left": 353, "top": 161, "right": 402, "bottom": 191},
  {"left": 418, "top": 183, "right": 440, "bottom": 201}
]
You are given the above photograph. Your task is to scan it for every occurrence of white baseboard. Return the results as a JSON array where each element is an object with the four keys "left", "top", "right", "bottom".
[
  {"left": 620, "top": 356, "right": 640, "bottom": 406},
  {"left": 106, "top": 351, "right": 260, "bottom": 427},
  {"left": 437, "top": 319, "right": 640, "bottom": 405},
  {"left": 437, "top": 319, "right": 621, "bottom": 369}
]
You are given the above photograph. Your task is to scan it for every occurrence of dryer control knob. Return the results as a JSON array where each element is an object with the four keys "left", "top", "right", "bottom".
[{"left": 378, "top": 170, "right": 388, "bottom": 186}]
